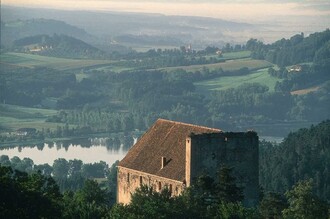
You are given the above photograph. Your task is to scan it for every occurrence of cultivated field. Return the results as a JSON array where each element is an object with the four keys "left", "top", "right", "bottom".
[
  {"left": 291, "top": 86, "right": 321, "bottom": 95},
  {"left": 195, "top": 68, "right": 282, "bottom": 92},
  {"left": 0, "top": 52, "right": 114, "bottom": 71}
]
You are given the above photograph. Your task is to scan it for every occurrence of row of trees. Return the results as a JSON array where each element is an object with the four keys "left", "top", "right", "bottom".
[
  {"left": 0, "top": 156, "right": 115, "bottom": 192},
  {"left": 1, "top": 164, "right": 329, "bottom": 218}
]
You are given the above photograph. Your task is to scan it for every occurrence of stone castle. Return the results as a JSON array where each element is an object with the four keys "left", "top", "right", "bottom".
[{"left": 117, "top": 119, "right": 259, "bottom": 206}]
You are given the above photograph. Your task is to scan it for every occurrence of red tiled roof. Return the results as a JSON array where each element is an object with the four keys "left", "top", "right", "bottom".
[{"left": 118, "top": 119, "right": 222, "bottom": 181}]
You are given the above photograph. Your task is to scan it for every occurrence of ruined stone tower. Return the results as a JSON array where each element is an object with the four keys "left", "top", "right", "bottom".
[{"left": 117, "top": 119, "right": 259, "bottom": 206}]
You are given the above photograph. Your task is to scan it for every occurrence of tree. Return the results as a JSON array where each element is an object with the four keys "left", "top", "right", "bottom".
[
  {"left": 62, "top": 179, "right": 109, "bottom": 219},
  {"left": 216, "top": 166, "right": 244, "bottom": 203},
  {"left": 82, "top": 161, "right": 108, "bottom": 178},
  {"left": 214, "top": 202, "right": 257, "bottom": 219},
  {"left": 107, "top": 160, "right": 119, "bottom": 205},
  {"left": 76, "top": 179, "right": 108, "bottom": 206},
  {"left": 68, "top": 159, "right": 83, "bottom": 177},
  {"left": 0, "top": 166, "right": 62, "bottom": 219},
  {"left": 282, "top": 179, "right": 328, "bottom": 219},
  {"left": 0, "top": 155, "right": 11, "bottom": 166},
  {"left": 52, "top": 158, "right": 69, "bottom": 191},
  {"left": 34, "top": 163, "right": 53, "bottom": 176},
  {"left": 52, "top": 158, "right": 69, "bottom": 180},
  {"left": 125, "top": 185, "right": 187, "bottom": 218},
  {"left": 108, "top": 203, "right": 133, "bottom": 219},
  {"left": 260, "top": 192, "right": 288, "bottom": 219}
]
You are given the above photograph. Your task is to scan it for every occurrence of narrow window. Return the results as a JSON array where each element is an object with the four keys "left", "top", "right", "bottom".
[
  {"left": 158, "top": 181, "right": 162, "bottom": 191},
  {"left": 169, "top": 184, "right": 173, "bottom": 195},
  {"left": 140, "top": 176, "right": 143, "bottom": 186},
  {"left": 127, "top": 173, "right": 130, "bottom": 183}
]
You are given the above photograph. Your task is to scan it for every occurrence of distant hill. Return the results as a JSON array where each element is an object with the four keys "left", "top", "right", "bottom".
[
  {"left": 12, "top": 34, "right": 107, "bottom": 59},
  {"left": 1, "top": 18, "right": 93, "bottom": 46},
  {"left": 1, "top": 5, "right": 257, "bottom": 49}
]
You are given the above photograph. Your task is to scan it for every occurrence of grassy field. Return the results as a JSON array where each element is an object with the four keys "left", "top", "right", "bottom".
[
  {"left": 205, "top": 51, "right": 251, "bottom": 60},
  {"left": 0, "top": 104, "right": 61, "bottom": 131},
  {"left": 195, "top": 68, "right": 282, "bottom": 93},
  {"left": 0, "top": 52, "right": 115, "bottom": 71},
  {"left": 222, "top": 51, "right": 251, "bottom": 59},
  {"left": 162, "top": 58, "right": 273, "bottom": 72}
]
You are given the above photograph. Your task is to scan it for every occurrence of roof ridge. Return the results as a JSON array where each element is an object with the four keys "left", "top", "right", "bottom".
[{"left": 157, "top": 118, "right": 222, "bottom": 132}]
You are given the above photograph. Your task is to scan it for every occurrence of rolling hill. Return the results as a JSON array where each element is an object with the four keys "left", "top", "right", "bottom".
[
  {"left": 1, "top": 18, "right": 94, "bottom": 46},
  {"left": 12, "top": 34, "right": 107, "bottom": 59},
  {"left": 1, "top": 5, "right": 258, "bottom": 49}
]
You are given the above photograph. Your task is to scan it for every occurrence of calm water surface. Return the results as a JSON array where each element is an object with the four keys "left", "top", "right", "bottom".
[{"left": 0, "top": 138, "right": 133, "bottom": 166}]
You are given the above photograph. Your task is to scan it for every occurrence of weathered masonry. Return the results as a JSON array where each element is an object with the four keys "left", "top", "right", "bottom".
[{"left": 117, "top": 119, "right": 259, "bottom": 206}]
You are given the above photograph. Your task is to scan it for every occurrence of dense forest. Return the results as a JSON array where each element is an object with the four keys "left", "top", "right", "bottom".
[
  {"left": 260, "top": 120, "right": 330, "bottom": 201},
  {"left": 247, "top": 29, "right": 330, "bottom": 66}
]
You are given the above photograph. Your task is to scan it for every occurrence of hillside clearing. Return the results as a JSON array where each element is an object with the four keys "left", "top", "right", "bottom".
[{"left": 195, "top": 68, "right": 281, "bottom": 93}]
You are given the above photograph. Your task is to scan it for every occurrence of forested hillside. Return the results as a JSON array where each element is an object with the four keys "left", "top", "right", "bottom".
[
  {"left": 12, "top": 34, "right": 107, "bottom": 59},
  {"left": 247, "top": 29, "right": 330, "bottom": 66},
  {"left": 260, "top": 120, "right": 330, "bottom": 201}
]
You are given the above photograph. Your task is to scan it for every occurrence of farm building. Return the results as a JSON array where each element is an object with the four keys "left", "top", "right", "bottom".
[
  {"left": 16, "top": 128, "right": 37, "bottom": 136},
  {"left": 117, "top": 119, "right": 259, "bottom": 206}
]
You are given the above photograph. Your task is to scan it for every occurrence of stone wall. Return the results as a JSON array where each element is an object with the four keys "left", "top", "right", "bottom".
[
  {"left": 117, "top": 166, "right": 185, "bottom": 204},
  {"left": 186, "top": 132, "right": 259, "bottom": 206}
]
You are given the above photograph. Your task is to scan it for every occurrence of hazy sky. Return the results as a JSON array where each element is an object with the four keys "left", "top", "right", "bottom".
[{"left": 3, "top": 0, "right": 330, "bottom": 22}]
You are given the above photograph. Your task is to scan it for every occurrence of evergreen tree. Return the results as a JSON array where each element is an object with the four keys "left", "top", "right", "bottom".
[{"left": 282, "top": 179, "right": 329, "bottom": 219}]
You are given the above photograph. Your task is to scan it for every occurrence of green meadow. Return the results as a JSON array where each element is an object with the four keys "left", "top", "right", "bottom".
[
  {"left": 0, "top": 104, "right": 60, "bottom": 131},
  {"left": 205, "top": 51, "right": 251, "bottom": 60},
  {"left": 195, "top": 68, "right": 282, "bottom": 92},
  {"left": 222, "top": 51, "right": 252, "bottom": 59}
]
